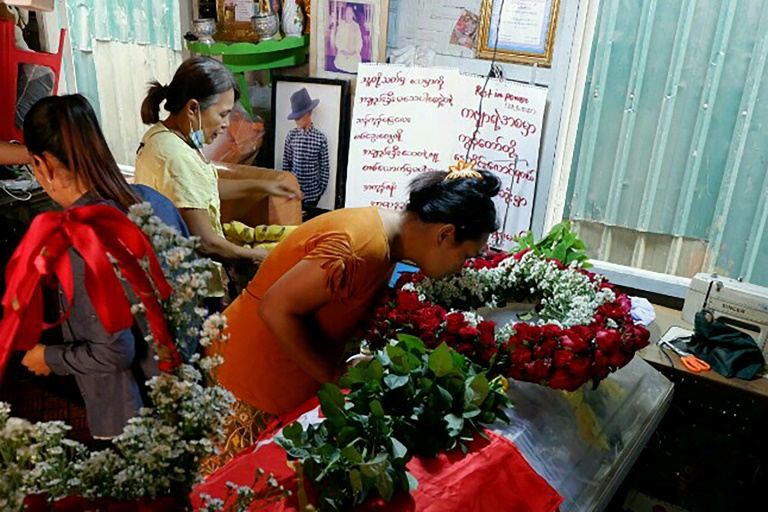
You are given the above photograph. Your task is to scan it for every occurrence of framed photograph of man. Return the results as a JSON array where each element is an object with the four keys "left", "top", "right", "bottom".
[
  {"left": 271, "top": 76, "right": 351, "bottom": 211},
  {"left": 309, "top": 0, "right": 389, "bottom": 84}
]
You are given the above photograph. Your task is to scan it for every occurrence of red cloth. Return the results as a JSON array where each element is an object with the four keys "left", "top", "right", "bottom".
[
  {"left": 0, "top": 204, "right": 178, "bottom": 378},
  {"left": 193, "top": 401, "right": 563, "bottom": 512}
]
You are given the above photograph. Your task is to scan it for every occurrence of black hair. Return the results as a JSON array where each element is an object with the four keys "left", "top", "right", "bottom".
[
  {"left": 141, "top": 56, "right": 240, "bottom": 124},
  {"left": 24, "top": 94, "right": 140, "bottom": 210},
  {"left": 406, "top": 170, "right": 501, "bottom": 242}
]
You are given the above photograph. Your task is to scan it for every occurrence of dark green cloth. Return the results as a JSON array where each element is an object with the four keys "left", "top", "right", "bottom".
[{"left": 686, "top": 311, "right": 765, "bottom": 380}]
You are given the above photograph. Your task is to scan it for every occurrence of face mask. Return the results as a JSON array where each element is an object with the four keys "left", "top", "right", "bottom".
[{"left": 190, "top": 108, "right": 205, "bottom": 149}]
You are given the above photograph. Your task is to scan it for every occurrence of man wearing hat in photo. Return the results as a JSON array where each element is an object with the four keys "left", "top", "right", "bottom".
[{"left": 282, "top": 87, "right": 330, "bottom": 209}]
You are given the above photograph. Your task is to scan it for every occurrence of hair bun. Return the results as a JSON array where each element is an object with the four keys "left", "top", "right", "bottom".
[{"left": 476, "top": 170, "right": 501, "bottom": 197}]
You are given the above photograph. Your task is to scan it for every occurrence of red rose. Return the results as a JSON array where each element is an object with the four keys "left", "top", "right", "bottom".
[
  {"left": 549, "top": 370, "right": 581, "bottom": 391},
  {"left": 396, "top": 290, "right": 422, "bottom": 312},
  {"left": 478, "top": 321, "right": 496, "bottom": 346},
  {"left": 510, "top": 346, "right": 533, "bottom": 367},
  {"left": 615, "top": 294, "right": 631, "bottom": 313},
  {"left": 480, "top": 348, "right": 498, "bottom": 366},
  {"left": 513, "top": 248, "right": 532, "bottom": 261},
  {"left": 567, "top": 356, "right": 592, "bottom": 381},
  {"left": 593, "top": 349, "right": 609, "bottom": 379},
  {"left": 514, "top": 323, "right": 541, "bottom": 345},
  {"left": 595, "top": 329, "right": 622, "bottom": 354},
  {"left": 553, "top": 350, "right": 574, "bottom": 368},
  {"left": 571, "top": 325, "right": 594, "bottom": 343},
  {"left": 440, "top": 333, "right": 458, "bottom": 347},
  {"left": 548, "top": 258, "right": 567, "bottom": 270},
  {"left": 508, "top": 365, "right": 526, "bottom": 380},
  {"left": 504, "top": 335, "right": 523, "bottom": 351},
  {"left": 625, "top": 323, "right": 650, "bottom": 350},
  {"left": 533, "top": 338, "right": 557, "bottom": 359},
  {"left": 526, "top": 359, "right": 552, "bottom": 382},
  {"left": 445, "top": 312, "right": 467, "bottom": 335},
  {"left": 459, "top": 325, "right": 481, "bottom": 339},
  {"left": 420, "top": 331, "right": 438, "bottom": 347},
  {"left": 415, "top": 309, "right": 442, "bottom": 332},
  {"left": 540, "top": 324, "right": 561, "bottom": 338},
  {"left": 559, "top": 329, "right": 590, "bottom": 353},
  {"left": 456, "top": 342, "right": 475, "bottom": 354},
  {"left": 608, "top": 350, "right": 633, "bottom": 369}
]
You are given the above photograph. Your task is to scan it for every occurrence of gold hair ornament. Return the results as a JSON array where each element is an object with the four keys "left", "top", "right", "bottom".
[{"left": 445, "top": 159, "right": 483, "bottom": 181}]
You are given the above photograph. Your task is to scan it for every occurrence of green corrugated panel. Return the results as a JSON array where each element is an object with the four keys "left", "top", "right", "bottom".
[
  {"left": 567, "top": 0, "right": 768, "bottom": 286},
  {"left": 71, "top": 0, "right": 180, "bottom": 49},
  {"left": 636, "top": 0, "right": 695, "bottom": 232},
  {"left": 64, "top": 0, "right": 182, "bottom": 125}
]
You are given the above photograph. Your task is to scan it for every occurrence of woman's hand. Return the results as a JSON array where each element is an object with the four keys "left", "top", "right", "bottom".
[
  {"left": 22, "top": 344, "right": 51, "bottom": 376},
  {"left": 250, "top": 247, "right": 269, "bottom": 265},
  {"left": 265, "top": 180, "right": 303, "bottom": 201}
]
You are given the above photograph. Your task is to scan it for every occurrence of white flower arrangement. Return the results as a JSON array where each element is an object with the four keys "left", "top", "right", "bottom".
[
  {"left": 415, "top": 251, "right": 616, "bottom": 336},
  {"left": 0, "top": 204, "right": 283, "bottom": 511}
]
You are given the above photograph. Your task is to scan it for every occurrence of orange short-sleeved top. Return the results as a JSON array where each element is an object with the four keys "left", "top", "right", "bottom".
[{"left": 214, "top": 207, "right": 394, "bottom": 414}]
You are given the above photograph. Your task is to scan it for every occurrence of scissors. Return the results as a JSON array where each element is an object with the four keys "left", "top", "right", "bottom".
[{"left": 658, "top": 340, "right": 711, "bottom": 373}]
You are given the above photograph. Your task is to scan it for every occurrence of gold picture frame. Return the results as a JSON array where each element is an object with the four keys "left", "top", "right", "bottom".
[
  {"left": 309, "top": 0, "right": 389, "bottom": 88},
  {"left": 476, "top": 0, "right": 561, "bottom": 67}
]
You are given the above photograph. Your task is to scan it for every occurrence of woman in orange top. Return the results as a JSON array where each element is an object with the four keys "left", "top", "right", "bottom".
[{"left": 206, "top": 169, "right": 501, "bottom": 471}]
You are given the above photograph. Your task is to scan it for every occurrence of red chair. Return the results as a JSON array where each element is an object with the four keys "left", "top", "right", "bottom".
[{"left": 0, "top": 19, "right": 66, "bottom": 142}]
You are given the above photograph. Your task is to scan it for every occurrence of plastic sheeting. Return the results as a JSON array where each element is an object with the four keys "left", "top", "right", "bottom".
[{"left": 493, "top": 356, "right": 673, "bottom": 511}]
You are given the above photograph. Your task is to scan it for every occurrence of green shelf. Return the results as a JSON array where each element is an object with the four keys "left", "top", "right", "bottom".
[{"left": 187, "top": 35, "right": 310, "bottom": 116}]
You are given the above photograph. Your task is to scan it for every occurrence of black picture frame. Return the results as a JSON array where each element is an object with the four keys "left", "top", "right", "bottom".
[{"left": 271, "top": 75, "right": 351, "bottom": 211}]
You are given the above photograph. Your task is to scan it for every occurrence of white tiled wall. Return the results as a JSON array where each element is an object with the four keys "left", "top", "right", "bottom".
[{"left": 386, "top": 0, "right": 552, "bottom": 85}]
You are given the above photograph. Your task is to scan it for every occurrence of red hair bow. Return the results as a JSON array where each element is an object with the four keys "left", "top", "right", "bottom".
[{"left": 0, "top": 204, "right": 178, "bottom": 378}]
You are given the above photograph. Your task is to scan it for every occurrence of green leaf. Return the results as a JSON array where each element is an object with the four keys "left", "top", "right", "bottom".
[
  {"left": 436, "top": 385, "right": 454, "bottom": 405},
  {"left": 386, "top": 345, "right": 407, "bottom": 370},
  {"left": 337, "top": 426, "right": 358, "bottom": 446},
  {"left": 444, "top": 413, "right": 464, "bottom": 436},
  {"left": 397, "top": 333, "right": 427, "bottom": 354},
  {"left": 370, "top": 399, "right": 385, "bottom": 417},
  {"left": 318, "top": 384, "right": 346, "bottom": 422},
  {"left": 349, "top": 469, "right": 363, "bottom": 497},
  {"left": 383, "top": 374, "right": 409, "bottom": 389},
  {"left": 284, "top": 446, "right": 310, "bottom": 459},
  {"left": 406, "top": 471, "right": 419, "bottom": 491},
  {"left": 360, "top": 454, "right": 388, "bottom": 478},
  {"left": 465, "top": 374, "right": 490, "bottom": 406},
  {"left": 390, "top": 437, "right": 408, "bottom": 460},
  {"left": 341, "top": 445, "right": 363, "bottom": 464},
  {"left": 280, "top": 422, "right": 305, "bottom": 442},
  {"left": 428, "top": 343, "right": 454, "bottom": 377},
  {"left": 462, "top": 404, "right": 482, "bottom": 419},
  {"left": 367, "top": 358, "right": 384, "bottom": 383},
  {"left": 375, "top": 470, "right": 395, "bottom": 502}
]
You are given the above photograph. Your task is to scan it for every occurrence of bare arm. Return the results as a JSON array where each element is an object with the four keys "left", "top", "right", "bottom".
[
  {"left": 215, "top": 162, "right": 303, "bottom": 201},
  {"left": 215, "top": 161, "right": 275, "bottom": 180},
  {"left": 258, "top": 260, "right": 344, "bottom": 383},
  {"left": 217, "top": 178, "right": 300, "bottom": 202},
  {"left": 179, "top": 208, "right": 266, "bottom": 264},
  {"left": 0, "top": 141, "right": 31, "bottom": 166}
]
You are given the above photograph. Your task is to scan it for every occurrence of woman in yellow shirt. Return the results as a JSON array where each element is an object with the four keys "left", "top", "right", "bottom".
[{"left": 135, "top": 57, "right": 301, "bottom": 297}]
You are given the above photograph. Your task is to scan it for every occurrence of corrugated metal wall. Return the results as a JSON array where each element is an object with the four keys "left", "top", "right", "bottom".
[
  {"left": 65, "top": 0, "right": 183, "bottom": 165},
  {"left": 566, "top": 0, "right": 768, "bottom": 286}
]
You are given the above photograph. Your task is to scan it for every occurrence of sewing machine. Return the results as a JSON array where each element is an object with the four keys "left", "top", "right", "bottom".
[{"left": 682, "top": 273, "right": 768, "bottom": 358}]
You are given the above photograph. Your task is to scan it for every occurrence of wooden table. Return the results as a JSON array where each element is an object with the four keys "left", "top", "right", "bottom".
[
  {"left": 618, "top": 304, "right": 768, "bottom": 511},
  {"left": 640, "top": 305, "right": 768, "bottom": 398}
]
